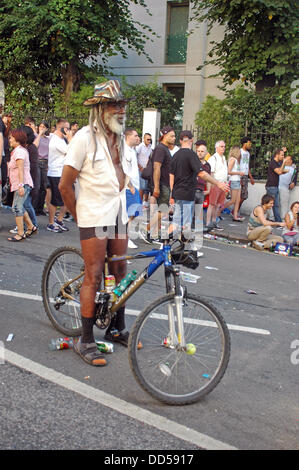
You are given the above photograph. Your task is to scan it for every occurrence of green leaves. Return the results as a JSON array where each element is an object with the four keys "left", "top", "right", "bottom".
[
  {"left": 194, "top": 84, "right": 299, "bottom": 178},
  {"left": 123, "top": 79, "right": 182, "bottom": 134},
  {"left": 0, "top": 0, "right": 154, "bottom": 101},
  {"left": 192, "top": 0, "right": 299, "bottom": 90}
]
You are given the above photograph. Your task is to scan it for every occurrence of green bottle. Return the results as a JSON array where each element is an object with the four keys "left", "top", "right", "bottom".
[{"left": 113, "top": 270, "right": 138, "bottom": 297}]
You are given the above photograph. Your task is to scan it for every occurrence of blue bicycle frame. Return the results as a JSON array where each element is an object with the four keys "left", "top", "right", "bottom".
[{"left": 109, "top": 244, "right": 176, "bottom": 313}]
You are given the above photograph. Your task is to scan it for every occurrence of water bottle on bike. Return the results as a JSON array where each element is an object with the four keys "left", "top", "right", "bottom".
[{"left": 113, "top": 270, "right": 138, "bottom": 297}]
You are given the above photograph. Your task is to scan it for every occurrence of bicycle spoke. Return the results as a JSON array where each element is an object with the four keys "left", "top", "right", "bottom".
[
  {"left": 42, "top": 248, "right": 83, "bottom": 336},
  {"left": 129, "top": 293, "right": 230, "bottom": 405}
]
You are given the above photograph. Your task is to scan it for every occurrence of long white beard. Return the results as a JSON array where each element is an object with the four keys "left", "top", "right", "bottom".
[{"left": 103, "top": 111, "right": 126, "bottom": 136}]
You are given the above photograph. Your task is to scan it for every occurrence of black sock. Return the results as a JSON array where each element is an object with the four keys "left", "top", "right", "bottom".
[
  {"left": 81, "top": 317, "right": 95, "bottom": 343},
  {"left": 107, "top": 306, "right": 126, "bottom": 333},
  {"left": 115, "top": 306, "right": 126, "bottom": 332}
]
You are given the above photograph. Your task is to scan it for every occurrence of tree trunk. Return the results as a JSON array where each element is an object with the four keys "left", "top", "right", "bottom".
[
  {"left": 255, "top": 74, "right": 276, "bottom": 93},
  {"left": 62, "top": 61, "right": 80, "bottom": 101}
]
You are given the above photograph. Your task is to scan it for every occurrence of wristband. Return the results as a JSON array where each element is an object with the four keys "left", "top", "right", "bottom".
[{"left": 18, "top": 183, "right": 24, "bottom": 187}]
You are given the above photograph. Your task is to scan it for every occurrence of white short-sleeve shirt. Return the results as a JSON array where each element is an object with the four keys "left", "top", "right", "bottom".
[
  {"left": 47, "top": 134, "right": 68, "bottom": 177},
  {"left": 240, "top": 149, "right": 250, "bottom": 175},
  {"left": 123, "top": 143, "right": 140, "bottom": 190},
  {"left": 64, "top": 126, "right": 129, "bottom": 228},
  {"left": 209, "top": 152, "right": 228, "bottom": 182}
]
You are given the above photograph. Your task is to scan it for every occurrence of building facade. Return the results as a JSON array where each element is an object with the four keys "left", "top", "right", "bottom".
[{"left": 103, "top": 0, "right": 225, "bottom": 128}]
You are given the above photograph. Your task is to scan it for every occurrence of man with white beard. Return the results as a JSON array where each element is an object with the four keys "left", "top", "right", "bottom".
[{"left": 59, "top": 80, "right": 132, "bottom": 367}]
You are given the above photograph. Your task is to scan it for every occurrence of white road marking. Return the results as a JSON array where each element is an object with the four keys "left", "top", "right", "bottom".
[
  {"left": 0, "top": 289, "right": 271, "bottom": 336},
  {"left": 203, "top": 246, "right": 221, "bottom": 251},
  {"left": 4, "top": 348, "right": 237, "bottom": 450}
]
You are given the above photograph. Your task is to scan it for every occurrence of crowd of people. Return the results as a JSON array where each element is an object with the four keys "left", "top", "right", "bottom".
[
  {"left": 0, "top": 112, "right": 79, "bottom": 240},
  {"left": 0, "top": 99, "right": 298, "bottom": 253},
  {"left": 0, "top": 79, "right": 298, "bottom": 367}
]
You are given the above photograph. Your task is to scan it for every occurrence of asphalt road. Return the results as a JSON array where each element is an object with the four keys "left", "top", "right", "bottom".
[{"left": 0, "top": 208, "right": 298, "bottom": 451}]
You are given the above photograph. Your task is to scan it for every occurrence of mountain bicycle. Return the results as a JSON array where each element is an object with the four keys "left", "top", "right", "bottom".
[{"left": 41, "top": 240, "right": 230, "bottom": 405}]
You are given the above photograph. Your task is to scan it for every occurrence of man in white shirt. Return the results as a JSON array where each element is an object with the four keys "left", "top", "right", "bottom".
[
  {"left": 238, "top": 136, "right": 255, "bottom": 215},
  {"left": 59, "top": 80, "right": 134, "bottom": 366},
  {"left": 123, "top": 128, "right": 142, "bottom": 248},
  {"left": 136, "top": 132, "right": 152, "bottom": 206},
  {"left": 205, "top": 140, "right": 228, "bottom": 230},
  {"left": 47, "top": 118, "right": 72, "bottom": 232}
]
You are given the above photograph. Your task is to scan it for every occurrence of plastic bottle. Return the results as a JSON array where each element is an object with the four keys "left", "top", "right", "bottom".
[
  {"left": 95, "top": 340, "right": 114, "bottom": 353},
  {"left": 49, "top": 337, "right": 74, "bottom": 350},
  {"left": 113, "top": 270, "right": 138, "bottom": 297}
]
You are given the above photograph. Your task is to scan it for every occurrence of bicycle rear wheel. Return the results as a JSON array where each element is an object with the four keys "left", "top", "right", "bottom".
[
  {"left": 129, "top": 292, "right": 230, "bottom": 405},
  {"left": 41, "top": 246, "right": 83, "bottom": 336}
]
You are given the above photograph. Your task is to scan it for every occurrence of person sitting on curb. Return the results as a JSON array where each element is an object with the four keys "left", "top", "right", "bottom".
[
  {"left": 247, "top": 194, "right": 285, "bottom": 251},
  {"left": 282, "top": 201, "right": 299, "bottom": 247}
]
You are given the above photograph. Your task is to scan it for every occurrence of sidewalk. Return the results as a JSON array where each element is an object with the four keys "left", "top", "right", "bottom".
[{"left": 205, "top": 212, "right": 249, "bottom": 244}]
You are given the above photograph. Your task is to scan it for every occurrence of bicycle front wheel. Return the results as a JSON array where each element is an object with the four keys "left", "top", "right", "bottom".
[
  {"left": 41, "top": 246, "right": 83, "bottom": 336},
  {"left": 129, "top": 292, "right": 230, "bottom": 405}
]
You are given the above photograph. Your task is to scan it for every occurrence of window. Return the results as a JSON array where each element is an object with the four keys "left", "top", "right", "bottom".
[
  {"left": 166, "top": 2, "right": 189, "bottom": 64},
  {"left": 164, "top": 84, "right": 185, "bottom": 127}
]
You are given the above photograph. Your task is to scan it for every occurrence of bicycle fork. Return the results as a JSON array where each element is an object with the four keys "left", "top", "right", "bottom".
[{"left": 165, "top": 266, "right": 186, "bottom": 350}]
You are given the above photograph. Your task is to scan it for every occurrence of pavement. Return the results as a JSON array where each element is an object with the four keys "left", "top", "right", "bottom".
[
  {"left": 1, "top": 203, "right": 298, "bottom": 256},
  {"left": 204, "top": 211, "right": 250, "bottom": 244}
]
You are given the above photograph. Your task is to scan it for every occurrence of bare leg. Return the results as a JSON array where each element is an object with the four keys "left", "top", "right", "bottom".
[
  {"left": 23, "top": 211, "right": 34, "bottom": 230},
  {"left": 48, "top": 203, "right": 57, "bottom": 225},
  {"left": 15, "top": 216, "right": 25, "bottom": 236},
  {"left": 206, "top": 203, "right": 215, "bottom": 226},
  {"left": 56, "top": 205, "right": 67, "bottom": 223}
]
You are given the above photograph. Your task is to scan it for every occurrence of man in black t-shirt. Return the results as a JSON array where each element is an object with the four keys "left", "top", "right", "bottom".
[
  {"left": 151, "top": 125, "right": 175, "bottom": 203},
  {"left": 265, "top": 149, "right": 288, "bottom": 222},
  {"left": 139, "top": 126, "right": 176, "bottom": 243},
  {"left": 169, "top": 131, "right": 229, "bottom": 238}
]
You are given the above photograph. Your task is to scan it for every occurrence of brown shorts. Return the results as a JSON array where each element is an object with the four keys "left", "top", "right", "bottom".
[{"left": 209, "top": 185, "right": 226, "bottom": 207}]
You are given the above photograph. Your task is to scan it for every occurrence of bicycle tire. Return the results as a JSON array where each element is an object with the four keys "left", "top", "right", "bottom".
[
  {"left": 41, "top": 246, "right": 83, "bottom": 336},
  {"left": 128, "top": 292, "right": 230, "bottom": 405}
]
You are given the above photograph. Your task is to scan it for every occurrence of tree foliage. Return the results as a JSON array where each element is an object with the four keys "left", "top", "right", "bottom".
[
  {"left": 191, "top": 0, "right": 299, "bottom": 90},
  {"left": 123, "top": 80, "right": 182, "bottom": 135},
  {"left": 195, "top": 85, "right": 299, "bottom": 178},
  {"left": 0, "top": 0, "right": 154, "bottom": 100}
]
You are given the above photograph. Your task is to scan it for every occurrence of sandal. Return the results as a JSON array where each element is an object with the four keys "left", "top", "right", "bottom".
[
  {"left": 232, "top": 218, "right": 244, "bottom": 222},
  {"left": 8, "top": 233, "right": 26, "bottom": 242},
  {"left": 25, "top": 226, "right": 38, "bottom": 237},
  {"left": 74, "top": 338, "right": 107, "bottom": 366}
]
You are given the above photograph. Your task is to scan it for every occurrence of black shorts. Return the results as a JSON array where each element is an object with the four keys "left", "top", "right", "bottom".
[
  {"left": 194, "top": 190, "right": 205, "bottom": 205},
  {"left": 48, "top": 176, "right": 64, "bottom": 207},
  {"left": 79, "top": 213, "right": 128, "bottom": 241}
]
